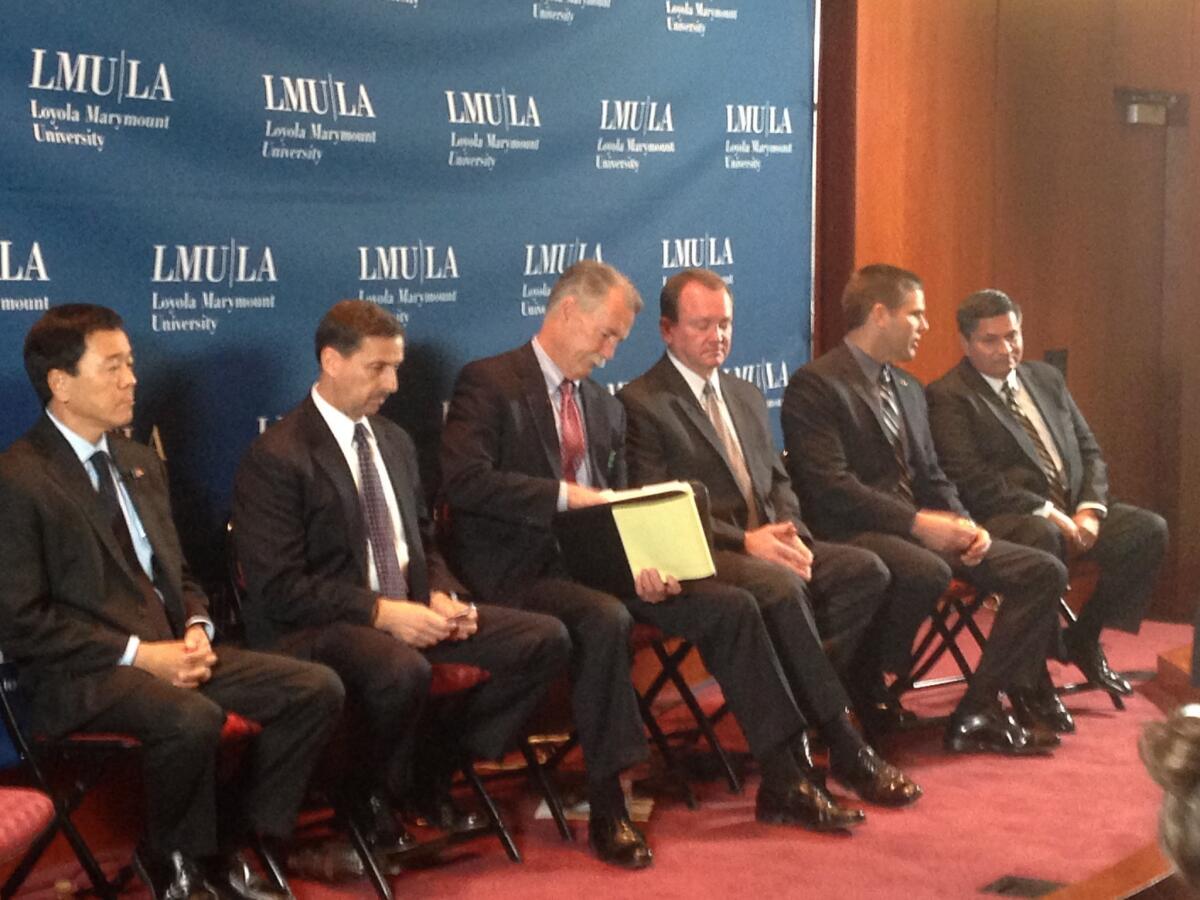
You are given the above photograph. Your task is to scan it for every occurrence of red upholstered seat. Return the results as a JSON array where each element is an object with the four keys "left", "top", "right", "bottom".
[
  {"left": 53, "top": 713, "right": 263, "bottom": 747},
  {"left": 0, "top": 788, "right": 54, "bottom": 866},
  {"left": 430, "top": 663, "right": 490, "bottom": 697}
]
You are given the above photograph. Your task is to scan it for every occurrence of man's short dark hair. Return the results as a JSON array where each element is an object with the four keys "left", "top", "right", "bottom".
[
  {"left": 956, "top": 289, "right": 1023, "bottom": 338},
  {"left": 841, "top": 264, "right": 923, "bottom": 330},
  {"left": 315, "top": 299, "right": 405, "bottom": 361},
  {"left": 24, "top": 304, "right": 125, "bottom": 406},
  {"left": 660, "top": 268, "right": 732, "bottom": 323}
]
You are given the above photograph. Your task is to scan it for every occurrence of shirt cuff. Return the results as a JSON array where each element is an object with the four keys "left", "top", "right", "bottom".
[
  {"left": 119, "top": 635, "right": 140, "bottom": 666},
  {"left": 557, "top": 481, "right": 569, "bottom": 513},
  {"left": 1076, "top": 502, "right": 1107, "bottom": 518},
  {"left": 1033, "top": 502, "right": 1055, "bottom": 518},
  {"left": 185, "top": 616, "right": 215, "bottom": 641}
]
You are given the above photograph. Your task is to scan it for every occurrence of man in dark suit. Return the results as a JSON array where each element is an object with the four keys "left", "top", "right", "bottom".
[
  {"left": 232, "top": 300, "right": 569, "bottom": 852},
  {"left": 0, "top": 305, "right": 345, "bottom": 900},
  {"left": 441, "top": 261, "right": 865, "bottom": 869},
  {"left": 782, "top": 265, "right": 1069, "bottom": 755},
  {"left": 926, "top": 288, "right": 1168, "bottom": 698},
  {"left": 619, "top": 267, "right": 919, "bottom": 806}
]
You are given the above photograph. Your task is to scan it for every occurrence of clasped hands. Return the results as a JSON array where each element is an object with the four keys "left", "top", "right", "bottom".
[
  {"left": 744, "top": 521, "right": 813, "bottom": 580},
  {"left": 373, "top": 590, "right": 479, "bottom": 648},
  {"left": 133, "top": 624, "right": 217, "bottom": 688},
  {"left": 912, "top": 510, "right": 990, "bottom": 565},
  {"left": 1048, "top": 507, "right": 1101, "bottom": 555}
]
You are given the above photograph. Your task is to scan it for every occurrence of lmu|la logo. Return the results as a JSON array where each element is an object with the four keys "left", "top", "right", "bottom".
[{"left": 29, "top": 48, "right": 172, "bottom": 102}]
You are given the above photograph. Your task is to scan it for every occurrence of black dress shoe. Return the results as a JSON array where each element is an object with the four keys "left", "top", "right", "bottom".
[
  {"left": 830, "top": 746, "right": 923, "bottom": 807},
  {"left": 1009, "top": 685, "right": 1075, "bottom": 734},
  {"left": 348, "top": 792, "right": 418, "bottom": 855},
  {"left": 409, "top": 789, "right": 487, "bottom": 834},
  {"left": 944, "top": 703, "right": 1055, "bottom": 756},
  {"left": 755, "top": 777, "right": 865, "bottom": 832},
  {"left": 1067, "top": 642, "right": 1133, "bottom": 696},
  {"left": 206, "top": 852, "right": 289, "bottom": 900},
  {"left": 587, "top": 814, "right": 653, "bottom": 869},
  {"left": 852, "top": 679, "right": 918, "bottom": 735},
  {"left": 134, "top": 849, "right": 218, "bottom": 900}
]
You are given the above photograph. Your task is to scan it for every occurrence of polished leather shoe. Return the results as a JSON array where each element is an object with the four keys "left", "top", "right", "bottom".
[
  {"left": 853, "top": 679, "right": 918, "bottom": 735},
  {"left": 755, "top": 777, "right": 865, "bottom": 832},
  {"left": 285, "top": 840, "right": 365, "bottom": 883},
  {"left": 1009, "top": 685, "right": 1075, "bottom": 734},
  {"left": 350, "top": 793, "right": 418, "bottom": 855},
  {"left": 831, "top": 746, "right": 923, "bottom": 807},
  {"left": 587, "top": 814, "right": 653, "bottom": 869},
  {"left": 944, "top": 703, "right": 1055, "bottom": 756},
  {"left": 134, "top": 849, "right": 218, "bottom": 900},
  {"left": 1068, "top": 642, "right": 1133, "bottom": 696},
  {"left": 410, "top": 790, "right": 487, "bottom": 834},
  {"left": 206, "top": 852, "right": 289, "bottom": 900}
]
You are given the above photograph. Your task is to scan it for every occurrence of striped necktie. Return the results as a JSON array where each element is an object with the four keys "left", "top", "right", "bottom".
[
  {"left": 1001, "top": 381, "right": 1069, "bottom": 510},
  {"left": 702, "top": 381, "right": 760, "bottom": 528},
  {"left": 354, "top": 423, "right": 408, "bottom": 598},
  {"left": 559, "top": 380, "right": 586, "bottom": 483},
  {"left": 878, "top": 366, "right": 915, "bottom": 505}
]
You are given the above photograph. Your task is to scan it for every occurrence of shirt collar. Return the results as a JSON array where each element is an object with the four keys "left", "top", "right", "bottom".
[
  {"left": 311, "top": 384, "right": 374, "bottom": 449},
  {"left": 844, "top": 338, "right": 885, "bottom": 383},
  {"left": 531, "top": 336, "right": 572, "bottom": 396},
  {"left": 665, "top": 350, "right": 717, "bottom": 406},
  {"left": 976, "top": 365, "right": 1019, "bottom": 397},
  {"left": 46, "top": 408, "right": 111, "bottom": 467}
]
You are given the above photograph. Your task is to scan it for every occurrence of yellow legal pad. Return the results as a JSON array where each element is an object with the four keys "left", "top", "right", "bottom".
[{"left": 601, "top": 481, "right": 716, "bottom": 582}]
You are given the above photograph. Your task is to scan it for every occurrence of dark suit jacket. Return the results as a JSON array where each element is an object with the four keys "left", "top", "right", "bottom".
[
  {"left": 619, "top": 353, "right": 812, "bottom": 551},
  {"left": 926, "top": 358, "right": 1109, "bottom": 521},
  {"left": 0, "top": 414, "right": 205, "bottom": 734},
  {"left": 781, "top": 342, "right": 967, "bottom": 540},
  {"left": 232, "top": 395, "right": 455, "bottom": 650},
  {"left": 440, "top": 343, "right": 625, "bottom": 601}
]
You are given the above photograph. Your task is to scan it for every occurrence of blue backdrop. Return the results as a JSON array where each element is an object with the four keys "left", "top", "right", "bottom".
[{"left": 0, "top": 0, "right": 816, "bottom": 584}]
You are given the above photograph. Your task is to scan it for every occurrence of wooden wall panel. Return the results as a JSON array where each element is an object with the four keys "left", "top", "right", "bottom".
[
  {"left": 845, "top": 0, "right": 1197, "bottom": 616},
  {"left": 853, "top": 0, "right": 997, "bottom": 381}
]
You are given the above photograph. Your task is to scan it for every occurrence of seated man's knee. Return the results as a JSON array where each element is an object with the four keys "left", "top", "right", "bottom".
[
  {"left": 578, "top": 595, "right": 635, "bottom": 644},
  {"left": 163, "top": 694, "right": 226, "bottom": 749}
]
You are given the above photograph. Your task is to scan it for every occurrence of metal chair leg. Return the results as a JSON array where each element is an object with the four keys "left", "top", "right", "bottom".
[{"left": 464, "top": 763, "right": 521, "bottom": 863}]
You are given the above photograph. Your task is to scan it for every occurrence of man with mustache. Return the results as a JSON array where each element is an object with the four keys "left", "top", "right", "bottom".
[
  {"left": 926, "top": 288, "right": 1167, "bottom": 704},
  {"left": 442, "top": 260, "right": 867, "bottom": 870},
  {"left": 783, "top": 265, "right": 1068, "bottom": 756}
]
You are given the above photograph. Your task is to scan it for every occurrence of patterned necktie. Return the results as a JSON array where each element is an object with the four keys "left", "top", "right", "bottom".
[
  {"left": 878, "top": 366, "right": 916, "bottom": 505},
  {"left": 90, "top": 450, "right": 176, "bottom": 639},
  {"left": 702, "top": 381, "right": 760, "bottom": 529},
  {"left": 353, "top": 424, "right": 407, "bottom": 598},
  {"left": 559, "top": 380, "right": 586, "bottom": 484},
  {"left": 1001, "top": 381, "right": 1069, "bottom": 509}
]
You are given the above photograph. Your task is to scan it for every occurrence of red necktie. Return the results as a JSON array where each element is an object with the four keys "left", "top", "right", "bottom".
[{"left": 559, "top": 380, "right": 586, "bottom": 483}]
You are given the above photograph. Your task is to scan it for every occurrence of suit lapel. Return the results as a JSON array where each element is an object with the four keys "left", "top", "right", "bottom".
[
  {"left": 373, "top": 420, "right": 428, "bottom": 595},
  {"left": 1017, "top": 365, "right": 1069, "bottom": 464},
  {"left": 30, "top": 417, "right": 143, "bottom": 588},
  {"left": 655, "top": 356, "right": 734, "bottom": 475},
  {"left": 302, "top": 400, "right": 370, "bottom": 581},
  {"left": 718, "top": 371, "right": 766, "bottom": 497},
  {"left": 890, "top": 367, "right": 922, "bottom": 447},
  {"left": 516, "top": 345, "right": 564, "bottom": 479},
  {"left": 373, "top": 424, "right": 419, "bottom": 550},
  {"left": 581, "top": 378, "right": 619, "bottom": 489},
  {"left": 832, "top": 344, "right": 894, "bottom": 443},
  {"left": 959, "top": 360, "right": 1046, "bottom": 469}
]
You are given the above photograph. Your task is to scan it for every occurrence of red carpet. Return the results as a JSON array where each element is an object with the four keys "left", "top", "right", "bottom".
[{"left": 10, "top": 619, "right": 1187, "bottom": 898}]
